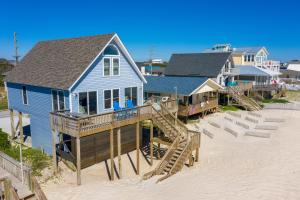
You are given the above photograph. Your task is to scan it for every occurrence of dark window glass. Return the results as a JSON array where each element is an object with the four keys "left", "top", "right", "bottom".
[
  {"left": 88, "top": 91, "right": 97, "bottom": 115},
  {"left": 103, "top": 45, "right": 119, "bottom": 55},
  {"left": 52, "top": 90, "right": 58, "bottom": 111},
  {"left": 79, "top": 92, "right": 88, "bottom": 114},
  {"left": 132, "top": 87, "right": 137, "bottom": 106},
  {"left": 104, "top": 58, "right": 110, "bottom": 76},
  {"left": 113, "top": 89, "right": 119, "bottom": 104},
  {"left": 58, "top": 91, "right": 65, "bottom": 110},
  {"left": 125, "top": 88, "right": 131, "bottom": 102},
  {"left": 22, "top": 86, "right": 28, "bottom": 105},
  {"left": 104, "top": 90, "right": 111, "bottom": 109},
  {"left": 113, "top": 58, "right": 119, "bottom": 75}
]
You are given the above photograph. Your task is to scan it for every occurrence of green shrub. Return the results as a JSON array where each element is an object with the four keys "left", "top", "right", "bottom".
[
  {"left": 0, "top": 129, "right": 50, "bottom": 176},
  {"left": 0, "top": 129, "right": 11, "bottom": 150},
  {"left": 261, "top": 98, "right": 289, "bottom": 104}
]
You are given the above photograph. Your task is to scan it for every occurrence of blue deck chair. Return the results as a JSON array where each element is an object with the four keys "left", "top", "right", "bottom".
[
  {"left": 113, "top": 101, "right": 121, "bottom": 111},
  {"left": 127, "top": 100, "right": 134, "bottom": 109}
]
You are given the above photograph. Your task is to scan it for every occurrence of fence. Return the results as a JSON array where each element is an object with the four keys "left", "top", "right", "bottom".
[{"left": 0, "top": 152, "right": 31, "bottom": 188}]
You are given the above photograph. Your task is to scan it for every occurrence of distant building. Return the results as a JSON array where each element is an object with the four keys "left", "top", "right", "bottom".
[
  {"left": 135, "top": 62, "right": 165, "bottom": 76},
  {"left": 151, "top": 59, "right": 163, "bottom": 64},
  {"left": 286, "top": 61, "right": 300, "bottom": 72}
]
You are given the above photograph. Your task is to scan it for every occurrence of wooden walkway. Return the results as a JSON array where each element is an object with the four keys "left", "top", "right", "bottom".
[{"left": 0, "top": 167, "right": 33, "bottom": 199}]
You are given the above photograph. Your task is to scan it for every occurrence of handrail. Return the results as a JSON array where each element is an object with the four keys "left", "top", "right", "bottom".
[{"left": 154, "top": 136, "right": 180, "bottom": 174}]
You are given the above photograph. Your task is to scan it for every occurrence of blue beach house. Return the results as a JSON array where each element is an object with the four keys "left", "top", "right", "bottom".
[{"left": 5, "top": 33, "right": 146, "bottom": 161}]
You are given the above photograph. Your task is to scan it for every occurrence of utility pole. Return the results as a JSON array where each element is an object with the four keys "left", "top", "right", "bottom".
[{"left": 13, "top": 32, "right": 20, "bottom": 65}]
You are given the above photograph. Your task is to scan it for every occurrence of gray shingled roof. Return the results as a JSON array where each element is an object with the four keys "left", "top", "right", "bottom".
[
  {"left": 164, "top": 52, "right": 232, "bottom": 77},
  {"left": 232, "top": 47, "right": 264, "bottom": 55},
  {"left": 144, "top": 76, "right": 209, "bottom": 96},
  {"left": 5, "top": 33, "right": 115, "bottom": 90}
]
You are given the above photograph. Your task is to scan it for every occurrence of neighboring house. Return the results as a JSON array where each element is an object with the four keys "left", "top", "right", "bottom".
[
  {"left": 232, "top": 47, "right": 281, "bottom": 83},
  {"left": 136, "top": 62, "right": 165, "bottom": 76},
  {"left": 286, "top": 61, "right": 300, "bottom": 72},
  {"left": 5, "top": 33, "right": 146, "bottom": 154},
  {"left": 144, "top": 76, "right": 222, "bottom": 119},
  {"left": 164, "top": 52, "right": 236, "bottom": 86},
  {"left": 235, "top": 65, "right": 271, "bottom": 85}
]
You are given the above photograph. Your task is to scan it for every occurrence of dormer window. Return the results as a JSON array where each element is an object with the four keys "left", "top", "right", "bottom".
[{"left": 103, "top": 45, "right": 120, "bottom": 76}]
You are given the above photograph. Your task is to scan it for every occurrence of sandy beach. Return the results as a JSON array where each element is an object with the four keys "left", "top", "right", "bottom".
[{"left": 43, "top": 108, "right": 300, "bottom": 200}]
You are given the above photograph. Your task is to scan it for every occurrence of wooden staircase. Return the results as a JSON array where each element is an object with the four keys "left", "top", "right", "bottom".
[
  {"left": 143, "top": 104, "right": 200, "bottom": 182},
  {"left": 228, "top": 86, "right": 261, "bottom": 111}
]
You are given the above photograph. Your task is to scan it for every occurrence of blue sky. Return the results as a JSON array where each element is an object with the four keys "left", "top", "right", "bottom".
[{"left": 1, "top": 0, "right": 299, "bottom": 62}]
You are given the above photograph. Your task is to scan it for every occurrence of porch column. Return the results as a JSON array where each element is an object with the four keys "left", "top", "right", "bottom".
[
  {"left": 51, "top": 130, "right": 58, "bottom": 174},
  {"left": 136, "top": 122, "right": 140, "bottom": 175},
  {"left": 76, "top": 136, "right": 81, "bottom": 185},
  {"left": 110, "top": 128, "right": 114, "bottom": 180},
  {"left": 18, "top": 112, "right": 23, "bottom": 143},
  {"left": 150, "top": 121, "right": 153, "bottom": 166},
  {"left": 9, "top": 109, "right": 15, "bottom": 138},
  {"left": 117, "top": 128, "right": 122, "bottom": 179}
]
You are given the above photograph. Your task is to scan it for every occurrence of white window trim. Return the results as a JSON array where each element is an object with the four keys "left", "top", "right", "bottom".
[
  {"left": 112, "top": 57, "right": 120, "bottom": 76},
  {"left": 77, "top": 90, "right": 98, "bottom": 115},
  {"left": 103, "top": 57, "right": 120, "bottom": 77},
  {"left": 103, "top": 88, "right": 120, "bottom": 110},
  {"left": 51, "top": 89, "right": 66, "bottom": 112},
  {"left": 124, "top": 86, "right": 138, "bottom": 106},
  {"left": 22, "top": 86, "right": 29, "bottom": 105}
]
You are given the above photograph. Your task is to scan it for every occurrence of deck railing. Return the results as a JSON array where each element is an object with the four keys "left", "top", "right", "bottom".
[
  {"left": 50, "top": 105, "right": 153, "bottom": 137},
  {"left": 178, "top": 98, "right": 218, "bottom": 116}
]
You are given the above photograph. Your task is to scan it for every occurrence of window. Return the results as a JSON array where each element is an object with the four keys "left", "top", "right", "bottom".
[
  {"left": 88, "top": 91, "right": 97, "bottom": 115},
  {"left": 244, "top": 55, "right": 247, "bottom": 62},
  {"left": 104, "top": 58, "right": 110, "bottom": 76},
  {"left": 103, "top": 45, "right": 120, "bottom": 76},
  {"left": 247, "top": 55, "right": 251, "bottom": 62},
  {"left": 104, "top": 90, "right": 112, "bottom": 109},
  {"left": 104, "top": 89, "right": 119, "bottom": 109},
  {"left": 113, "top": 89, "right": 119, "bottom": 104},
  {"left": 103, "top": 45, "right": 119, "bottom": 56},
  {"left": 22, "top": 86, "right": 28, "bottom": 105},
  {"left": 79, "top": 92, "right": 88, "bottom": 114},
  {"left": 52, "top": 90, "right": 65, "bottom": 111},
  {"left": 125, "top": 87, "right": 138, "bottom": 106},
  {"left": 78, "top": 91, "right": 97, "bottom": 114},
  {"left": 113, "top": 58, "right": 120, "bottom": 75},
  {"left": 251, "top": 55, "right": 255, "bottom": 62}
]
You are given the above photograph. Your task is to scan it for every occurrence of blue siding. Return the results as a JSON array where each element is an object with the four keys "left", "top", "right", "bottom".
[
  {"left": 71, "top": 41, "right": 143, "bottom": 113},
  {"left": 7, "top": 83, "right": 69, "bottom": 154}
]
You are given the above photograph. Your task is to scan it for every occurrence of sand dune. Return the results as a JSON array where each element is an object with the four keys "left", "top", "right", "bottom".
[{"left": 43, "top": 109, "right": 300, "bottom": 200}]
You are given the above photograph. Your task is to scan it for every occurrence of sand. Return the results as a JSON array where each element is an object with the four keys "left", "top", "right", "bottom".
[{"left": 43, "top": 109, "right": 300, "bottom": 200}]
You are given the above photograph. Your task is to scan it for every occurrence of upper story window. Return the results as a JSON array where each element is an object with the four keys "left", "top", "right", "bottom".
[
  {"left": 244, "top": 54, "right": 255, "bottom": 62},
  {"left": 22, "top": 86, "right": 28, "bottom": 105},
  {"left": 103, "top": 45, "right": 119, "bottom": 56},
  {"left": 52, "top": 90, "right": 65, "bottom": 111},
  {"left": 103, "top": 45, "right": 120, "bottom": 76}
]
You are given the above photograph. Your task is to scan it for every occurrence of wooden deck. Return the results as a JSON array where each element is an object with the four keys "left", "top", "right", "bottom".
[
  {"left": 252, "top": 84, "right": 279, "bottom": 91},
  {"left": 50, "top": 105, "right": 153, "bottom": 138},
  {"left": 178, "top": 98, "right": 218, "bottom": 117}
]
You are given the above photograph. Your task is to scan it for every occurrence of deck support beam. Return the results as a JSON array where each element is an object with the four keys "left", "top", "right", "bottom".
[
  {"left": 117, "top": 128, "right": 122, "bottom": 179},
  {"left": 150, "top": 121, "right": 153, "bottom": 166},
  {"left": 157, "top": 129, "right": 161, "bottom": 159},
  {"left": 110, "top": 128, "right": 114, "bottom": 181},
  {"left": 195, "top": 134, "right": 201, "bottom": 162},
  {"left": 18, "top": 112, "right": 23, "bottom": 143},
  {"left": 51, "top": 130, "right": 58, "bottom": 175},
  {"left": 76, "top": 136, "right": 81, "bottom": 185},
  {"left": 136, "top": 122, "right": 140, "bottom": 175},
  {"left": 9, "top": 109, "right": 15, "bottom": 138}
]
